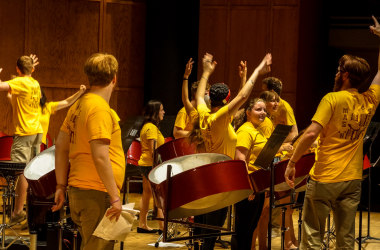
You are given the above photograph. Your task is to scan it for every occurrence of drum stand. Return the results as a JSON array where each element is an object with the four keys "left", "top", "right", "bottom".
[
  {"left": 0, "top": 174, "right": 32, "bottom": 250},
  {"left": 154, "top": 164, "right": 235, "bottom": 249}
]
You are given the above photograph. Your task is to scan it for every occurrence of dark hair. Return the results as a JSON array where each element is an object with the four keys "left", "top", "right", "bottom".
[
  {"left": 84, "top": 53, "right": 118, "bottom": 87},
  {"left": 262, "top": 77, "right": 282, "bottom": 96},
  {"left": 40, "top": 87, "right": 47, "bottom": 109},
  {"left": 233, "top": 98, "right": 264, "bottom": 131},
  {"left": 16, "top": 56, "right": 34, "bottom": 75},
  {"left": 338, "top": 54, "right": 370, "bottom": 89},
  {"left": 259, "top": 91, "right": 279, "bottom": 103},
  {"left": 209, "top": 83, "right": 229, "bottom": 108},
  {"left": 142, "top": 100, "right": 163, "bottom": 127}
]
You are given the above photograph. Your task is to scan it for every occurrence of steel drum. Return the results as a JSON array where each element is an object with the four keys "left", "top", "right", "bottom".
[
  {"left": 156, "top": 137, "right": 196, "bottom": 162},
  {"left": 149, "top": 153, "right": 252, "bottom": 219},
  {"left": 249, "top": 152, "right": 315, "bottom": 193},
  {"left": 24, "top": 146, "right": 56, "bottom": 198}
]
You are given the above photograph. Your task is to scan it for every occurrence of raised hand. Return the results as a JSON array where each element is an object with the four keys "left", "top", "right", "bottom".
[
  {"left": 202, "top": 53, "right": 217, "bottom": 74},
  {"left": 257, "top": 53, "right": 272, "bottom": 75},
  {"left": 238, "top": 60, "right": 247, "bottom": 79},
  {"left": 79, "top": 84, "right": 87, "bottom": 93},
  {"left": 370, "top": 15, "right": 380, "bottom": 37},
  {"left": 184, "top": 58, "right": 194, "bottom": 79},
  {"left": 30, "top": 54, "right": 39, "bottom": 67}
]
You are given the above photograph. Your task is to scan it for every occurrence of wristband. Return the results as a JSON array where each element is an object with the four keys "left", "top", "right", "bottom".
[
  {"left": 183, "top": 78, "right": 188, "bottom": 80},
  {"left": 289, "top": 160, "right": 296, "bottom": 165},
  {"left": 201, "top": 76, "right": 208, "bottom": 81},
  {"left": 110, "top": 198, "right": 120, "bottom": 205}
]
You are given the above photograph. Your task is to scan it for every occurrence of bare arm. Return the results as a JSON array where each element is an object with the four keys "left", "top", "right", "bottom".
[
  {"left": 173, "top": 126, "right": 190, "bottom": 139},
  {"left": 52, "top": 131, "right": 70, "bottom": 212},
  {"left": 284, "top": 121, "right": 322, "bottom": 188},
  {"left": 227, "top": 53, "right": 272, "bottom": 117},
  {"left": 182, "top": 58, "right": 195, "bottom": 115},
  {"left": 238, "top": 60, "right": 247, "bottom": 90},
  {"left": 0, "top": 69, "right": 10, "bottom": 92},
  {"left": 195, "top": 53, "right": 217, "bottom": 107},
  {"left": 370, "top": 16, "right": 380, "bottom": 87},
  {"left": 90, "top": 139, "right": 122, "bottom": 221},
  {"left": 284, "top": 124, "right": 299, "bottom": 143},
  {"left": 56, "top": 85, "right": 86, "bottom": 111}
]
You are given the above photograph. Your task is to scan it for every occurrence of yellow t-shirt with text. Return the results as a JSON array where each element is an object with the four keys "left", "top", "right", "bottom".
[
  {"left": 61, "top": 93, "right": 125, "bottom": 193},
  {"left": 310, "top": 85, "right": 380, "bottom": 183},
  {"left": 236, "top": 122, "right": 267, "bottom": 173},
  {"left": 197, "top": 103, "right": 236, "bottom": 159},
  {"left": 40, "top": 101, "right": 58, "bottom": 144},
  {"left": 138, "top": 122, "right": 165, "bottom": 167},
  {"left": 7, "top": 77, "right": 43, "bottom": 135}
]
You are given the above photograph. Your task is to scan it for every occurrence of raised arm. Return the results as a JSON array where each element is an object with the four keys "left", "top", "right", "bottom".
[
  {"left": 238, "top": 60, "right": 247, "bottom": 90},
  {"left": 370, "top": 15, "right": 380, "bottom": 87},
  {"left": 195, "top": 53, "right": 217, "bottom": 107},
  {"left": 56, "top": 85, "right": 86, "bottom": 111},
  {"left": 0, "top": 68, "right": 10, "bottom": 92},
  {"left": 182, "top": 58, "right": 195, "bottom": 115},
  {"left": 228, "top": 53, "right": 272, "bottom": 117}
]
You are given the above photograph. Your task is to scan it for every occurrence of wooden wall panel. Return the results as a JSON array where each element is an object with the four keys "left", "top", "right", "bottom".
[
  {"left": 228, "top": 6, "right": 270, "bottom": 96},
  {"left": 198, "top": 6, "right": 228, "bottom": 84},
  {"left": 0, "top": 0, "right": 26, "bottom": 135},
  {"left": 271, "top": 6, "right": 299, "bottom": 109},
  {"left": 27, "top": 0, "right": 100, "bottom": 86}
]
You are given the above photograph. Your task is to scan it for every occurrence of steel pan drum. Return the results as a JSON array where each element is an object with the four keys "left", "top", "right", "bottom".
[
  {"left": 249, "top": 152, "right": 315, "bottom": 193},
  {"left": 156, "top": 137, "right": 196, "bottom": 162},
  {"left": 126, "top": 140, "right": 141, "bottom": 166},
  {"left": 24, "top": 146, "right": 56, "bottom": 198},
  {"left": 149, "top": 153, "right": 252, "bottom": 219}
]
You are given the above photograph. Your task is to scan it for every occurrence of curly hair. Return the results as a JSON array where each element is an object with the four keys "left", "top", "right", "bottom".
[
  {"left": 262, "top": 77, "right": 282, "bottom": 96},
  {"left": 209, "top": 83, "right": 230, "bottom": 108}
]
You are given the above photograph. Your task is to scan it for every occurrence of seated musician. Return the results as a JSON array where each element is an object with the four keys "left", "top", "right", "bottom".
[
  {"left": 233, "top": 98, "right": 293, "bottom": 250},
  {"left": 285, "top": 17, "right": 380, "bottom": 249},
  {"left": 189, "top": 52, "right": 272, "bottom": 250},
  {"left": 173, "top": 58, "right": 210, "bottom": 139},
  {"left": 52, "top": 53, "right": 124, "bottom": 249}
]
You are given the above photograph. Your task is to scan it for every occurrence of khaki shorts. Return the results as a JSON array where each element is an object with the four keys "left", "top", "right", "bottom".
[{"left": 11, "top": 134, "right": 42, "bottom": 163}]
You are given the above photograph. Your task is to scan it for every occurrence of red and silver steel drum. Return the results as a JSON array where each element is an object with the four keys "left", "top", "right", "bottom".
[
  {"left": 149, "top": 153, "right": 252, "bottom": 219},
  {"left": 249, "top": 152, "right": 315, "bottom": 193},
  {"left": 126, "top": 140, "right": 142, "bottom": 166},
  {"left": 156, "top": 137, "right": 196, "bottom": 162},
  {"left": 24, "top": 146, "right": 56, "bottom": 198}
]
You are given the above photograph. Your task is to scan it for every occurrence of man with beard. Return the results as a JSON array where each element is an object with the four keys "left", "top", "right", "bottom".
[{"left": 284, "top": 16, "right": 380, "bottom": 249}]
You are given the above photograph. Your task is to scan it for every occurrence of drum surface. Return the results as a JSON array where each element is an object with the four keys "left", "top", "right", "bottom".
[
  {"left": 24, "top": 146, "right": 56, "bottom": 198},
  {"left": 149, "top": 153, "right": 252, "bottom": 219},
  {"left": 156, "top": 137, "right": 196, "bottom": 162}
]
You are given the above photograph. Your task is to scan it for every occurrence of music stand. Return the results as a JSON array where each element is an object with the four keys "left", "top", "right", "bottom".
[
  {"left": 253, "top": 124, "right": 292, "bottom": 250},
  {"left": 357, "top": 122, "right": 380, "bottom": 249}
]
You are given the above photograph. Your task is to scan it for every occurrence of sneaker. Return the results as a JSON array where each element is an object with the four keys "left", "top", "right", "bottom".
[{"left": 10, "top": 211, "right": 26, "bottom": 225}]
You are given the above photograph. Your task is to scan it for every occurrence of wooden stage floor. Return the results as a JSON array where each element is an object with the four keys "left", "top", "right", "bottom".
[{"left": 2, "top": 192, "right": 380, "bottom": 250}]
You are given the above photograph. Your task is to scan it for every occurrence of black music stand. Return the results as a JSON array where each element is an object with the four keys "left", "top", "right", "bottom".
[
  {"left": 357, "top": 122, "right": 380, "bottom": 249},
  {"left": 253, "top": 124, "right": 292, "bottom": 250}
]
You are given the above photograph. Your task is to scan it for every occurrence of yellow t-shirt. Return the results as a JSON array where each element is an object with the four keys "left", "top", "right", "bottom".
[
  {"left": 197, "top": 103, "right": 237, "bottom": 159},
  {"left": 7, "top": 76, "right": 43, "bottom": 135},
  {"left": 271, "top": 98, "right": 297, "bottom": 127},
  {"left": 258, "top": 117, "right": 274, "bottom": 139},
  {"left": 40, "top": 101, "right": 58, "bottom": 145},
  {"left": 138, "top": 122, "right": 165, "bottom": 166},
  {"left": 236, "top": 122, "right": 267, "bottom": 173},
  {"left": 61, "top": 93, "right": 125, "bottom": 193},
  {"left": 174, "top": 107, "right": 198, "bottom": 131},
  {"left": 310, "top": 85, "right": 380, "bottom": 183}
]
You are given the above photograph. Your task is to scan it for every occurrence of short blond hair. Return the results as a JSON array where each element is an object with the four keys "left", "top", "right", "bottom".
[{"left": 84, "top": 53, "right": 118, "bottom": 86}]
